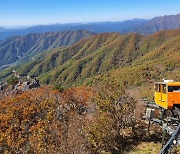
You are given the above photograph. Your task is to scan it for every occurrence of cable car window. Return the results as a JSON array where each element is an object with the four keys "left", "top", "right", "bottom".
[
  {"left": 173, "top": 86, "right": 180, "bottom": 92},
  {"left": 168, "top": 86, "right": 173, "bottom": 92},
  {"left": 155, "top": 84, "right": 159, "bottom": 92},
  {"left": 162, "top": 84, "right": 166, "bottom": 94},
  {"left": 158, "top": 84, "right": 160, "bottom": 92},
  {"left": 168, "top": 86, "right": 180, "bottom": 92}
]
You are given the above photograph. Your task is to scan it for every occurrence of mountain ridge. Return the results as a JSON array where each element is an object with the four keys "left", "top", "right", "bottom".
[
  {"left": 0, "top": 30, "right": 95, "bottom": 69},
  {"left": 1, "top": 29, "right": 179, "bottom": 87},
  {"left": 136, "top": 13, "right": 180, "bottom": 34},
  {"left": 0, "top": 13, "right": 179, "bottom": 40}
]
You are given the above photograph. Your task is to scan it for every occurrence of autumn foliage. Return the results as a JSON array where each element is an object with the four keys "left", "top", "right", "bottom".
[
  {"left": 0, "top": 86, "right": 97, "bottom": 153},
  {"left": 0, "top": 82, "right": 150, "bottom": 154}
]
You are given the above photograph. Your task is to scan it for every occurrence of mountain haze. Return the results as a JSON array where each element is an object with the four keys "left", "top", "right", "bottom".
[
  {"left": 0, "top": 19, "right": 146, "bottom": 40},
  {"left": 0, "top": 27, "right": 8, "bottom": 32},
  {"left": 137, "top": 13, "right": 180, "bottom": 34},
  {"left": 0, "top": 13, "right": 179, "bottom": 40}
]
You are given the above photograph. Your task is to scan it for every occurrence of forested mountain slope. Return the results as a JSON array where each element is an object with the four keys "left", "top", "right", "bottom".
[
  {"left": 1, "top": 29, "right": 179, "bottom": 88},
  {"left": 0, "top": 30, "right": 94, "bottom": 68}
]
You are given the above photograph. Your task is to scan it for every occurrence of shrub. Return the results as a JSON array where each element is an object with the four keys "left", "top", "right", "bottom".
[
  {"left": 7, "top": 77, "right": 19, "bottom": 85},
  {"left": 88, "top": 91, "right": 136, "bottom": 153},
  {"left": 53, "top": 84, "right": 64, "bottom": 92}
]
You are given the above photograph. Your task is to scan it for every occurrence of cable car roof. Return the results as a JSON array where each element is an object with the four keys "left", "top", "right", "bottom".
[{"left": 155, "top": 82, "right": 180, "bottom": 86}]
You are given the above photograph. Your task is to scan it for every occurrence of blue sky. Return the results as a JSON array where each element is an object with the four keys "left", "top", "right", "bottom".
[{"left": 0, "top": 0, "right": 180, "bottom": 27}]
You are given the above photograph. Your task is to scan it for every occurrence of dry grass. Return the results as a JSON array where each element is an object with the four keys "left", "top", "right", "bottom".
[{"left": 128, "top": 142, "right": 161, "bottom": 154}]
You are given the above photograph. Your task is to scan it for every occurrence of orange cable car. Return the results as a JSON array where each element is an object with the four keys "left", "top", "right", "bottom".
[{"left": 154, "top": 80, "right": 180, "bottom": 110}]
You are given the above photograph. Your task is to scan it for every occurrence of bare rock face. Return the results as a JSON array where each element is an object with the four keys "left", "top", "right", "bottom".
[
  {"left": 0, "top": 82, "right": 8, "bottom": 93},
  {"left": 22, "top": 78, "right": 40, "bottom": 91},
  {"left": 29, "top": 78, "right": 40, "bottom": 89},
  {"left": 77, "top": 104, "right": 86, "bottom": 115},
  {"left": 0, "top": 78, "right": 41, "bottom": 95},
  {"left": 22, "top": 81, "right": 31, "bottom": 91}
]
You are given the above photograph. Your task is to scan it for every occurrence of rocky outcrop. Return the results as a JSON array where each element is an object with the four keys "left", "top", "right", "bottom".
[
  {"left": 0, "top": 83, "right": 8, "bottom": 93},
  {"left": 0, "top": 78, "right": 40, "bottom": 95},
  {"left": 22, "top": 78, "right": 40, "bottom": 91}
]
